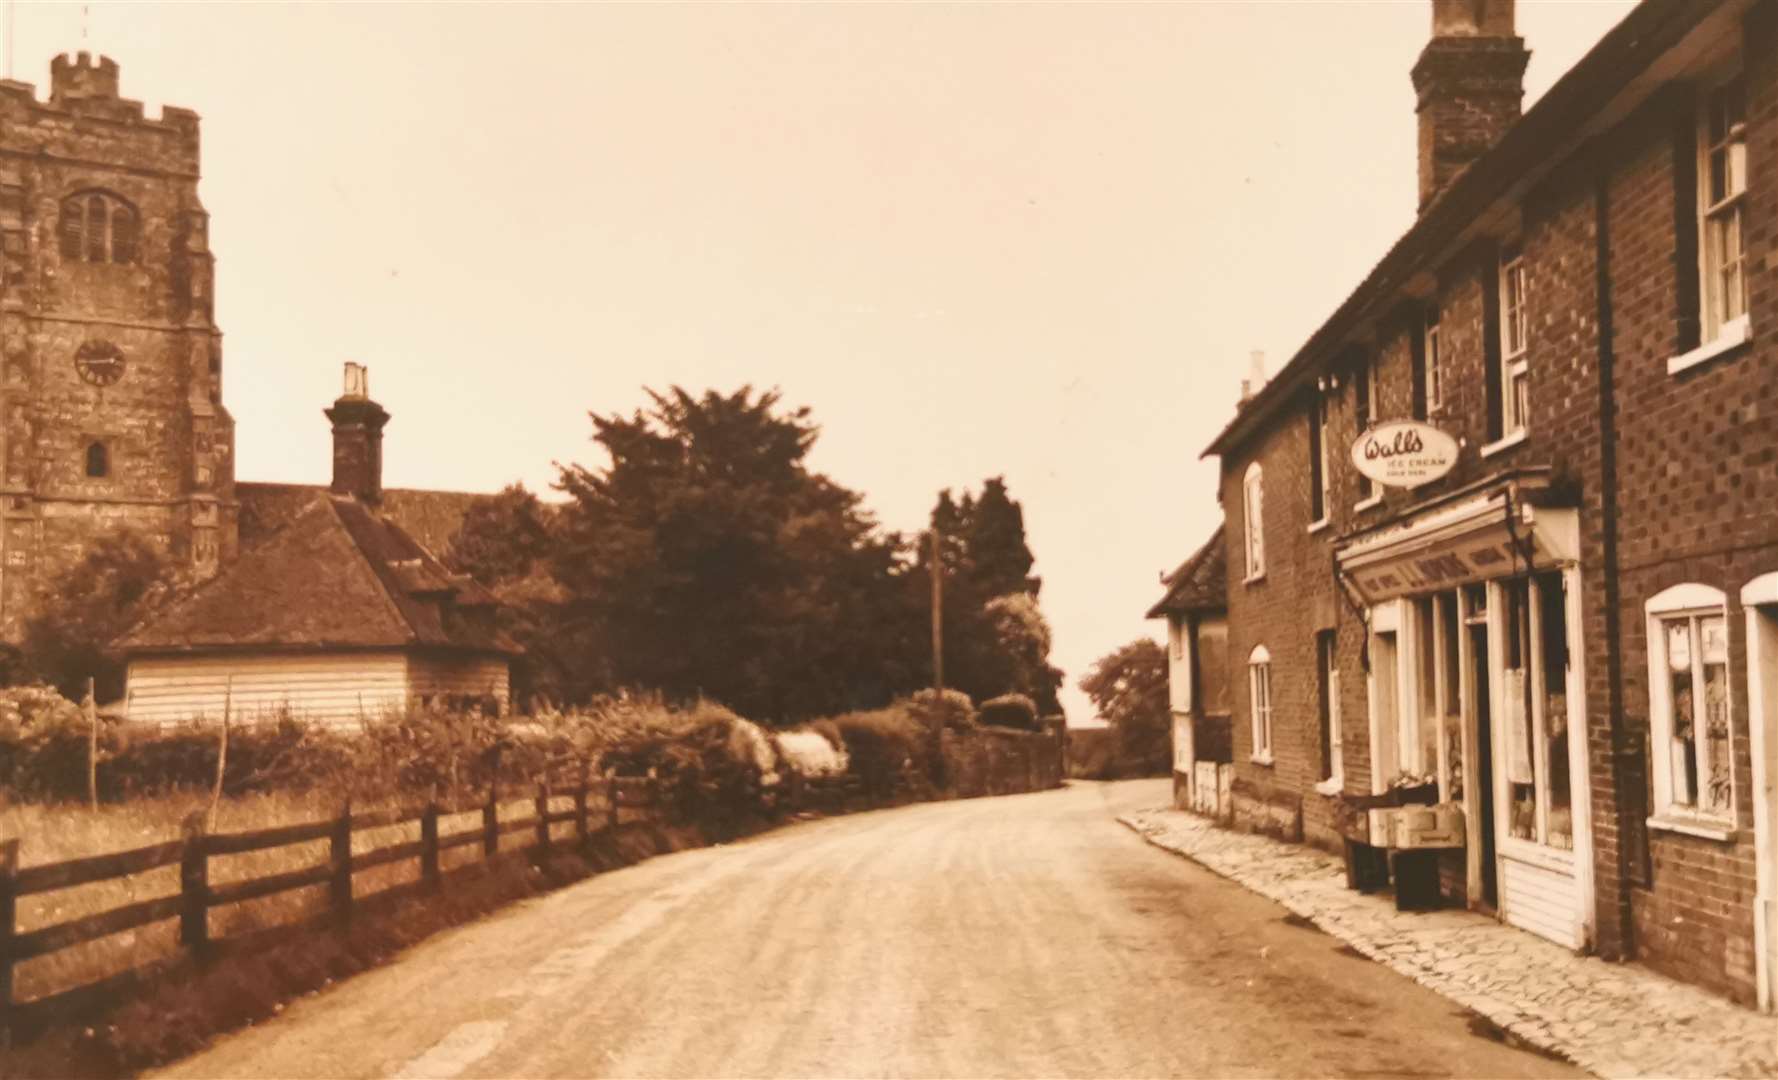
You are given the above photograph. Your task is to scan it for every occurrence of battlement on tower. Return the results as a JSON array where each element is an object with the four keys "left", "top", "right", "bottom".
[{"left": 0, "top": 53, "right": 199, "bottom": 173}]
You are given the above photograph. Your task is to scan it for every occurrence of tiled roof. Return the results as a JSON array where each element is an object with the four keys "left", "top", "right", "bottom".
[
  {"left": 118, "top": 493, "right": 518, "bottom": 656},
  {"left": 1146, "top": 526, "right": 1226, "bottom": 619},
  {"left": 237, "top": 482, "right": 491, "bottom": 557}
]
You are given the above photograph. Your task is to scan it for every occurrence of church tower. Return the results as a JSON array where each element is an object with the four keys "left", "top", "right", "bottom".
[{"left": 0, "top": 53, "right": 234, "bottom": 636}]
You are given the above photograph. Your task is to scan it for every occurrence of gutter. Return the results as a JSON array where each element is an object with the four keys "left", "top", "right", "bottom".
[{"left": 1201, "top": 0, "right": 1735, "bottom": 460}]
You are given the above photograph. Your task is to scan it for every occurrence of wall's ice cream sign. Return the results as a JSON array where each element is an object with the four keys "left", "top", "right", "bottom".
[{"left": 1352, "top": 420, "right": 1459, "bottom": 489}]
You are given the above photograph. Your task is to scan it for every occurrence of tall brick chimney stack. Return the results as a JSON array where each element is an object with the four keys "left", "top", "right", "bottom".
[
  {"left": 325, "top": 362, "right": 390, "bottom": 505},
  {"left": 1411, "top": 0, "right": 1529, "bottom": 211}
]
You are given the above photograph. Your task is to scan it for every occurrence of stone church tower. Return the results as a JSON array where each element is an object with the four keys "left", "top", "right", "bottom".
[{"left": 0, "top": 53, "right": 233, "bottom": 637}]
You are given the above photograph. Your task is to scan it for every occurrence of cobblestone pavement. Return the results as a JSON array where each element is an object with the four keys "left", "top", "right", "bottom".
[{"left": 1122, "top": 806, "right": 1778, "bottom": 1080}]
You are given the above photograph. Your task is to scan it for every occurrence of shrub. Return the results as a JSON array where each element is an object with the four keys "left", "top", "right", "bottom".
[
  {"left": 831, "top": 708, "right": 928, "bottom": 799},
  {"left": 978, "top": 693, "right": 1038, "bottom": 732},
  {"left": 773, "top": 728, "right": 849, "bottom": 779},
  {"left": 904, "top": 688, "right": 976, "bottom": 733},
  {"left": 594, "top": 696, "right": 769, "bottom": 833}
]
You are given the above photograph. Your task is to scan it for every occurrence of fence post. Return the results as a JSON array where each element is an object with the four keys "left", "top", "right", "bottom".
[
  {"left": 574, "top": 762, "right": 590, "bottom": 847},
  {"left": 420, "top": 802, "right": 440, "bottom": 888},
  {"left": 1, "top": 837, "right": 18, "bottom": 1049},
  {"left": 179, "top": 810, "right": 209, "bottom": 955},
  {"left": 534, "top": 783, "right": 550, "bottom": 854},
  {"left": 330, "top": 801, "right": 353, "bottom": 926},
  {"left": 483, "top": 786, "right": 499, "bottom": 858}
]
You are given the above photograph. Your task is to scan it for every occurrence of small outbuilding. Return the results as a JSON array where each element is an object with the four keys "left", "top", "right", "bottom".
[{"left": 115, "top": 365, "right": 519, "bottom": 727}]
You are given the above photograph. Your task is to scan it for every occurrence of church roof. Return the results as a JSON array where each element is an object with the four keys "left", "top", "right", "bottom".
[
  {"left": 1146, "top": 526, "right": 1226, "bottom": 619},
  {"left": 116, "top": 494, "right": 519, "bottom": 656}
]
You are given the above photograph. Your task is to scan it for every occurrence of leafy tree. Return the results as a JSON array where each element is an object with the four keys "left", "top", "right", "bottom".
[
  {"left": 917, "top": 477, "right": 1061, "bottom": 716},
  {"left": 1078, "top": 638, "right": 1170, "bottom": 777},
  {"left": 447, "top": 484, "right": 556, "bottom": 587},
  {"left": 553, "top": 387, "right": 925, "bottom": 721},
  {"left": 19, "top": 531, "right": 178, "bottom": 702}
]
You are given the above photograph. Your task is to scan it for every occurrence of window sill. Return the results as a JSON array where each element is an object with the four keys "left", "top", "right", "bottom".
[
  {"left": 1307, "top": 518, "right": 1330, "bottom": 535},
  {"left": 1353, "top": 493, "right": 1383, "bottom": 514},
  {"left": 1480, "top": 430, "right": 1528, "bottom": 458},
  {"left": 1243, "top": 572, "right": 1266, "bottom": 586},
  {"left": 1667, "top": 317, "right": 1750, "bottom": 375},
  {"left": 1647, "top": 813, "right": 1737, "bottom": 842},
  {"left": 1250, "top": 752, "right": 1275, "bottom": 767},
  {"left": 1314, "top": 776, "right": 1344, "bottom": 797}
]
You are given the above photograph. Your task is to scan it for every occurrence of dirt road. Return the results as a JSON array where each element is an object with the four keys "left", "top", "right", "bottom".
[{"left": 156, "top": 781, "right": 1579, "bottom": 1079}]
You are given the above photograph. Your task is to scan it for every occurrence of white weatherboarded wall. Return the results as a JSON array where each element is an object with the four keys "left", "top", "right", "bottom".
[
  {"left": 124, "top": 651, "right": 409, "bottom": 728},
  {"left": 407, "top": 653, "right": 510, "bottom": 710}
]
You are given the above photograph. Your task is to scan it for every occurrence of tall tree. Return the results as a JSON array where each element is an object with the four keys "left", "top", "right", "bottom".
[
  {"left": 553, "top": 387, "right": 923, "bottom": 721},
  {"left": 19, "top": 531, "right": 178, "bottom": 701},
  {"left": 1078, "top": 638, "right": 1170, "bottom": 777},
  {"left": 965, "top": 477, "right": 1040, "bottom": 598}
]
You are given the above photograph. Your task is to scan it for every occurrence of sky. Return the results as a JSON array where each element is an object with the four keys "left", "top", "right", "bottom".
[{"left": 17, "top": 0, "right": 1636, "bottom": 723}]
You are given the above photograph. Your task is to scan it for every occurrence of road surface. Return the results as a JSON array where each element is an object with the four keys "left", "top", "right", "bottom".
[{"left": 157, "top": 780, "right": 1579, "bottom": 1079}]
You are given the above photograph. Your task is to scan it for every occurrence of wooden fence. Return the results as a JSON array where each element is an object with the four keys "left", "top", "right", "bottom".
[{"left": 0, "top": 774, "right": 659, "bottom": 1040}]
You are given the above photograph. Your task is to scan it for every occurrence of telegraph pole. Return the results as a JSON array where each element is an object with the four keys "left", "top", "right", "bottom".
[{"left": 930, "top": 526, "right": 944, "bottom": 690}]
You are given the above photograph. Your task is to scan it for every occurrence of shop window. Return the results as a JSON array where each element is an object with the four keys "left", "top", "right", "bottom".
[
  {"left": 58, "top": 190, "right": 139, "bottom": 265},
  {"left": 84, "top": 441, "right": 108, "bottom": 479},
  {"left": 1501, "top": 579, "right": 1537, "bottom": 841},
  {"left": 1441, "top": 593, "right": 1463, "bottom": 801},
  {"left": 1248, "top": 644, "right": 1273, "bottom": 764},
  {"left": 1372, "top": 626, "right": 1401, "bottom": 784},
  {"left": 1646, "top": 583, "right": 1735, "bottom": 831},
  {"left": 1242, "top": 463, "right": 1265, "bottom": 581},
  {"left": 1318, "top": 631, "right": 1341, "bottom": 785},
  {"left": 1414, "top": 596, "right": 1439, "bottom": 777},
  {"left": 1500, "top": 574, "right": 1575, "bottom": 849}
]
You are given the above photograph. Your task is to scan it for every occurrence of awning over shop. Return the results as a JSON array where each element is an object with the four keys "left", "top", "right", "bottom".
[{"left": 1336, "top": 489, "right": 1579, "bottom": 604}]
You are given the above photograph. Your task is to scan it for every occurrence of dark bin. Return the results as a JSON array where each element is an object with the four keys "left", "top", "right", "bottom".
[
  {"left": 1343, "top": 838, "right": 1391, "bottom": 893},
  {"left": 1391, "top": 850, "right": 1442, "bottom": 911}
]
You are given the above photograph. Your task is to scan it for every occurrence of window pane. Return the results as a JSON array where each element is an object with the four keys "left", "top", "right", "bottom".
[
  {"left": 1540, "top": 574, "right": 1571, "bottom": 850},
  {"left": 1667, "top": 618, "right": 1698, "bottom": 807},
  {"left": 1700, "top": 616, "right": 1731, "bottom": 815}
]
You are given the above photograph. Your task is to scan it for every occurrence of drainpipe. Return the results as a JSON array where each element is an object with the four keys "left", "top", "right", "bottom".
[{"left": 1594, "top": 167, "right": 1635, "bottom": 958}]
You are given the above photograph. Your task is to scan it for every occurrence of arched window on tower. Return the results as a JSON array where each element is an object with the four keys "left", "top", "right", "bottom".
[
  {"left": 85, "top": 441, "right": 108, "bottom": 479},
  {"left": 58, "top": 191, "right": 139, "bottom": 264}
]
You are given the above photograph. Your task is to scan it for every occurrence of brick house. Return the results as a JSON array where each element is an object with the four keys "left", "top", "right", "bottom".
[
  {"left": 1147, "top": 527, "right": 1231, "bottom": 815},
  {"left": 1195, "top": 0, "right": 1777, "bottom": 1009}
]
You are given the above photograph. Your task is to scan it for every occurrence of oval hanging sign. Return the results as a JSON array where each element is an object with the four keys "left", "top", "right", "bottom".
[{"left": 1351, "top": 420, "right": 1459, "bottom": 489}]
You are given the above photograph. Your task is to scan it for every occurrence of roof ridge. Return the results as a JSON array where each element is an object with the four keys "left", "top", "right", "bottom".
[{"left": 322, "top": 495, "right": 422, "bottom": 647}]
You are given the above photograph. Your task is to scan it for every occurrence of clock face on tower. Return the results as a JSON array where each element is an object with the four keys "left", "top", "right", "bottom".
[{"left": 75, "top": 341, "right": 125, "bottom": 386}]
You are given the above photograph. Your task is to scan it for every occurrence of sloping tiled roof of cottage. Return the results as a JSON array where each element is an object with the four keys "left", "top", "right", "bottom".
[
  {"left": 236, "top": 482, "right": 492, "bottom": 557},
  {"left": 1146, "top": 525, "right": 1226, "bottom": 619},
  {"left": 117, "top": 494, "right": 518, "bottom": 656}
]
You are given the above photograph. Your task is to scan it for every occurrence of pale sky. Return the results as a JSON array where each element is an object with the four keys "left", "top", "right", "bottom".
[{"left": 20, "top": 1, "right": 1636, "bottom": 722}]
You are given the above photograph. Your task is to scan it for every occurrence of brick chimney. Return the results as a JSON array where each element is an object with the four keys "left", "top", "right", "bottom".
[
  {"left": 324, "top": 362, "right": 389, "bottom": 504},
  {"left": 1411, "top": 0, "right": 1529, "bottom": 211}
]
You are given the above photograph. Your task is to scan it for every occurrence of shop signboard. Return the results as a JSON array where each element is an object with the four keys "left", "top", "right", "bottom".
[{"left": 1351, "top": 420, "right": 1459, "bottom": 489}]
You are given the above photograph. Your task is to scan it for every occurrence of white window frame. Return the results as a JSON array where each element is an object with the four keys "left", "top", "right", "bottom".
[
  {"left": 1646, "top": 582, "right": 1737, "bottom": 838},
  {"left": 1309, "top": 395, "right": 1331, "bottom": 531},
  {"left": 1700, "top": 73, "right": 1749, "bottom": 347},
  {"left": 1355, "top": 358, "right": 1382, "bottom": 510},
  {"left": 1499, "top": 250, "right": 1529, "bottom": 438},
  {"left": 1249, "top": 644, "right": 1273, "bottom": 765},
  {"left": 1425, "top": 307, "right": 1443, "bottom": 414},
  {"left": 1242, "top": 462, "right": 1265, "bottom": 582}
]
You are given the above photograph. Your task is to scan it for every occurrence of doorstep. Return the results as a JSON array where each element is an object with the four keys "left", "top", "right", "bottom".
[{"left": 1120, "top": 806, "right": 1777, "bottom": 1080}]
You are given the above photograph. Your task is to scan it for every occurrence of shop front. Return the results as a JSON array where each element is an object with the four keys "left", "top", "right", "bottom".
[{"left": 1336, "top": 475, "right": 1595, "bottom": 950}]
